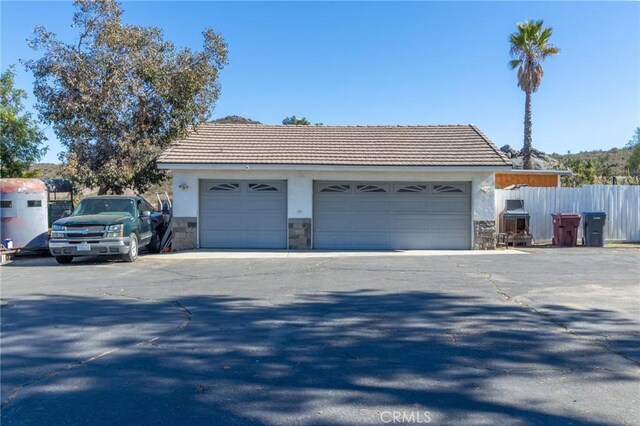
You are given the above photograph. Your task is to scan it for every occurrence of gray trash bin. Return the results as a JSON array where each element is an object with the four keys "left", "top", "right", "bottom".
[{"left": 582, "top": 212, "right": 606, "bottom": 247}]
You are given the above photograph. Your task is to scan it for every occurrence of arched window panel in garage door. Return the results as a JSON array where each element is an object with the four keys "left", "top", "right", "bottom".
[
  {"left": 318, "top": 183, "right": 352, "bottom": 193},
  {"left": 433, "top": 184, "right": 466, "bottom": 194},
  {"left": 356, "top": 184, "right": 389, "bottom": 193},
  {"left": 249, "top": 182, "right": 282, "bottom": 192},
  {"left": 394, "top": 184, "right": 428, "bottom": 193},
  {"left": 208, "top": 182, "right": 240, "bottom": 192}
]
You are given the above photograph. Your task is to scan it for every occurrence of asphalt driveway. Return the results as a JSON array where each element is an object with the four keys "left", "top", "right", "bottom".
[{"left": 1, "top": 248, "right": 639, "bottom": 425}]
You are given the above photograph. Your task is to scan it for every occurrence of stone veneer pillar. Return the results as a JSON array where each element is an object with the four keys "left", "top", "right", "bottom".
[
  {"left": 288, "top": 218, "right": 312, "bottom": 250},
  {"left": 171, "top": 217, "right": 197, "bottom": 251},
  {"left": 473, "top": 220, "right": 497, "bottom": 250}
]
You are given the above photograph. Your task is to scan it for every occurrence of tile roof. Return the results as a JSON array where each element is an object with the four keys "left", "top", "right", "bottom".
[{"left": 158, "top": 124, "right": 511, "bottom": 167}]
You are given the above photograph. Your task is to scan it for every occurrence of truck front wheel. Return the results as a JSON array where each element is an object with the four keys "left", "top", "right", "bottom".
[
  {"left": 122, "top": 233, "right": 139, "bottom": 263},
  {"left": 55, "top": 256, "right": 73, "bottom": 264}
]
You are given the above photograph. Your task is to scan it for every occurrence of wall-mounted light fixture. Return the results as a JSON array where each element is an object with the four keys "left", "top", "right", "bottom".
[
  {"left": 479, "top": 185, "right": 491, "bottom": 193},
  {"left": 178, "top": 183, "right": 189, "bottom": 191}
]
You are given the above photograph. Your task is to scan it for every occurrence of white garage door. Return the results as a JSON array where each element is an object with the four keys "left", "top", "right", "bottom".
[
  {"left": 314, "top": 181, "right": 471, "bottom": 250},
  {"left": 199, "top": 180, "right": 287, "bottom": 248}
]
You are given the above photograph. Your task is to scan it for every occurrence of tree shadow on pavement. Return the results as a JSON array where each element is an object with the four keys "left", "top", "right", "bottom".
[{"left": 1, "top": 290, "right": 638, "bottom": 425}]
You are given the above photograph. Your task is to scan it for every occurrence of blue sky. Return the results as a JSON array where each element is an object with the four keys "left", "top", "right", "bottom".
[{"left": 2, "top": 1, "right": 639, "bottom": 163}]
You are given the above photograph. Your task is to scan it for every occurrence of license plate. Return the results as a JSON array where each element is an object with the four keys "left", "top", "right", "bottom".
[{"left": 77, "top": 242, "right": 91, "bottom": 252}]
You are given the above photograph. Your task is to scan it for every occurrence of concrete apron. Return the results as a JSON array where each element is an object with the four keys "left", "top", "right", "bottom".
[{"left": 145, "top": 249, "right": 528, "bottom": 260}]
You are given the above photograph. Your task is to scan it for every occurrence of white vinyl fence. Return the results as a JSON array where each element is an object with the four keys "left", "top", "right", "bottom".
[{"left": 495, "top": 185, "right": 640, "bottom": 242}]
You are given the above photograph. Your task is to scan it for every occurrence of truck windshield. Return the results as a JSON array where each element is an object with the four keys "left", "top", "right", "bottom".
[{"left": 72, "top": 199, "right": 135, "bottom": 216}]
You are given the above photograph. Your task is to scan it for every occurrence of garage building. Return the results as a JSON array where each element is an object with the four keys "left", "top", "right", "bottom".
[{"left": 158, "top": 124, "right": 511, "bottom": 250}]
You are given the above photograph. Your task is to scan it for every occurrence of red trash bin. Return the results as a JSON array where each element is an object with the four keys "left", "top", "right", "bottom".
[{"left": 551, "top": 213, "right": 581, "bottom": 247}]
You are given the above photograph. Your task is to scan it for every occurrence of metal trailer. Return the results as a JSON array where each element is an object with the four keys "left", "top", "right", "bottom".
[{"left": 0, "top": 179, "right": 49, "bottom": 251}]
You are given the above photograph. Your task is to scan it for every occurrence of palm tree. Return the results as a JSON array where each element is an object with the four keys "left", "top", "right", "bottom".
[{"left": 509, "top": 20, "right": 559, "bottom": 169}]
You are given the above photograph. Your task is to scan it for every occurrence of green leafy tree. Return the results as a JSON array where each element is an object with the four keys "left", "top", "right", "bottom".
[
  {"left": 25, "top": 0, "right": 227, "bottom": 194},
  {"left": 626, "top": 127, "right": 640, "bottom": 179},
  {"left": 594, "top": 154, "right": 613, "bottom": 183},
  {"left": 509, "top": 20, "right": 560, "bottom": 170},
  {"left": 0, "top": 66, "right": 48, "bottom": 178},
  {"left": 561, "top": 157, "right": 597, "bottom": 187},
  {"left": 282, "top": 115, "right": 311, "bottom": 125}
]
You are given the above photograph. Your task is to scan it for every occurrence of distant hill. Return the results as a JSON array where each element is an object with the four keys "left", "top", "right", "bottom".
[
  {"left": 30, "top": 163, "right": 64, "bottom": 179},
  {"left": 551, "top": 147, "right": 633, "bottom": 176},
  {"left": 212, "top": 115, "right": 261, "bottom": 124}
]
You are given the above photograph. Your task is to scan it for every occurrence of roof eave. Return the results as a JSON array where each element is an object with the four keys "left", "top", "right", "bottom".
[
  {"left": 499, "top": 169, "right": 573, "bottom": 176},
  {"left": 157, "top": 163, "right": 513, "bottom": 172}
]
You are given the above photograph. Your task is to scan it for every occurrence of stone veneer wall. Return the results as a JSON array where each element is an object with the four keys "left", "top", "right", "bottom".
[
  {"left": 474, "top": 220, "right": 496, "bottom": 250},
  {"left": 172, "top": 217, "right": 198, "bottom": 251},
  {"left": 288, "top": 218, "right": 312, "bottom": 250}
]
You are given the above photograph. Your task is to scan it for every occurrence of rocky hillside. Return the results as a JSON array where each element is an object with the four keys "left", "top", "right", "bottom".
[{"left": 499, "top": 145, "right": 566, "bottom": 170}]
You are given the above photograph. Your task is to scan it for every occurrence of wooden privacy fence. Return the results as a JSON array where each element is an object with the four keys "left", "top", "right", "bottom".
[{"left": 495, "top": 185, "right": 640, "bottom": 242}]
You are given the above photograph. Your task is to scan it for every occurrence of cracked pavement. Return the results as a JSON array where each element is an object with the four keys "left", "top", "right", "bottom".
[{"left": 1, "top": 248, "right": 639, "bottom": 425}]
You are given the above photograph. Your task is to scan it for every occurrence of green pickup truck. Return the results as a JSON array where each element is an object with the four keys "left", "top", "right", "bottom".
[{"left": 49, "top": 195, "right": 170, "bottom": 264}]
